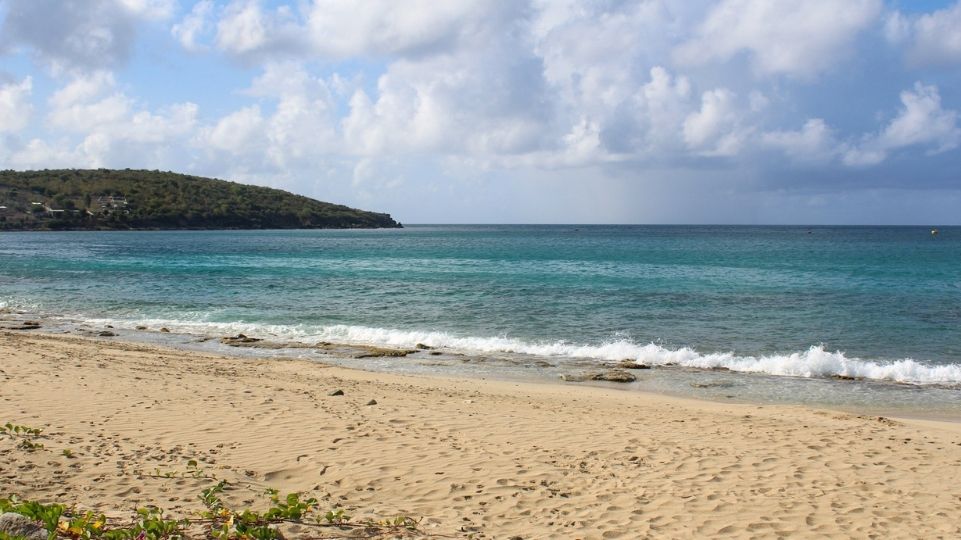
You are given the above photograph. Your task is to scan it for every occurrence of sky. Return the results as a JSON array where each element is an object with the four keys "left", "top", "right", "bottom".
[{"left": 1, "top": 0, "right": 960, "bottom": 224}]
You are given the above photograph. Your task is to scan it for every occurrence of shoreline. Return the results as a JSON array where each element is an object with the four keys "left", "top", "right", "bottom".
[
  {"left": 2, "top": 331, "right": 960, "bottom": 538},
  {"left": 4, "top": 308, "right": 961, "bottom": 420}
]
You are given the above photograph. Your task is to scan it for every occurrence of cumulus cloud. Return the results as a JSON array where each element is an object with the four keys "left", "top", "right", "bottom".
[
  {"left": 844, "top": 83, "right": 959, "bottom": 166},
  {"left": 0, "top": 76, "right": 33, "bottom": 133},
  {"left": 762, "top": 119, "right": 838, "bottom": 163},
  {"left": 675, "top": 0, "right": 882, "bottom": 78},
  {"left": 200, "top": 105, "right": 265, "bottom": 154},
  {"left": 885, "top": 2, "right": 961, "bottom": 66},
  {"left": 117, "top": 0, "right": 175, "bottom": 20},
  {"left": 683, "top": 89, "right": 748, "bottom": 156},
  {"left": 305, "top": 0, "right": 491, "bottom": 59},
  {"left": 6, "top": 71, "right": 197, "bottom": 169},
  {"left": 0, "top": 0, "right": 166, "bottom": 72},
  {"left": 172, "top": 0, "right": 214, "bottom": 51},
  {"left": 339, "top": 6, "right": 552, "bottom": 159},
  {"left": 214, "top": 0, "right": 305, "bottom": 60}
]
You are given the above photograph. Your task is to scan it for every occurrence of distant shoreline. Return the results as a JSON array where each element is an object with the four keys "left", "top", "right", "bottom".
[{"left": 0, "top": 225, "right": 403, "bottom": 232}]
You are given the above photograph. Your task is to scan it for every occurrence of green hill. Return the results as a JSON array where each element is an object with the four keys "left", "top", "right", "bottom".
[{"left": 0, "top": 169, "right": 401, "bottom": 230}]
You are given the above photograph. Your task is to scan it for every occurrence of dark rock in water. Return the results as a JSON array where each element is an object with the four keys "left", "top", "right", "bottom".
[
  {"left": 833, "top": 375, "right": 858, "bottom": 381},
  {"left": 592, "top": 370, "right": 637, "bottom": 383},
  {"left": 429, "top": 351, "right": 443, "bottom": 356},
  {"left": 532, "top": 360, "right": 554, "bottom": 368},
  {"left": 690, "top": 382, "right": 736, "bottom": 389},
  {"left": 365, "top": 399, "right": 377, "bottom": 406},
  {"left": 415, "top": 343, "right": 433, "bottom": 350},
  {"left": 105, "top": 325, "right": 114, "bottom": 329},
  {"left": 6, "top": 320, "right": 41, "bottom": 330},
  {"left": 159, "top": 327, "right": 170, "bottom": 333},
  {"left": 561, "top": 370, "right": 637, "bottom": 383},
  {"left": 136, "top": 325, "right": 148, "bottom": 330},
  {"left": 98, "top": 331, "right": 116, "bottom": 337},
  {"left": 328, "top": 389, "right": 344, "bottom": 396},
  {"left": 220, "top": 334, "right": 263, "bottom": 346},
  {"left": 353, "top": 346, "right": 416, "bottom": 358},
  {"left": 616, "top": 360, "right": 651, "bottom": 370},
  {"left": 0, "top": 512, "right": 49, "bottom": 540}
]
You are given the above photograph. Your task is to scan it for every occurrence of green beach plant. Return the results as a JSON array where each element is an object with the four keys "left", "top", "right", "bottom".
[{"left": 1, "top": 483, "right": 427, "bottom": 539}]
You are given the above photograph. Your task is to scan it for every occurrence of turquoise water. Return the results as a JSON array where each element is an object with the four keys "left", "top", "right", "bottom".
[{"left": 2, "top": 226, "right": 960, "bottom": 412}]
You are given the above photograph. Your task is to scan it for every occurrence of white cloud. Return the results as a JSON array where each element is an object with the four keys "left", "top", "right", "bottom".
[
  {"left": 683, "top": 88, "right": 746, "bottom": 156},
  {"left": 762, "top": 118, "right": 838, "bottom": 163},
  {"left": 214, "top": 0, "right": 304, "bottom": 59},
  {"left": 876, "top": 83, "right": 960, "bottom": 153},
  {"left": 216, "top": 0, "right": 268, "bottom": 54},
  {"left": 886, "top": 2, "right": 961, "bottom": 66},
  {"left": 246, "top": 62, "right": 340, "bottom": 166},
  {"left": 47, "top": 73, "right": 131, "bottom": 131},
  {"left": 0, "top": 0, "right": 168, "bottom": 72},
  {"left": 6, "top": 138, "right": 87, "bottom": 169},
  {"left": 202, "top": 105, "right": 265, "bottom": 153},
  {"left": 305, "top": 0, "right": 489, "bottom": 58},
  {"left": 844, "top": 83, "right": 960, "bottom": 166},
  {"left": 117, "top": 0, "right": 175, "bottom": 20},
  {"left": 675, "top": 0, "right": 882, "bottom": 78},
  {"left": 6, "top": 71, "right": 199, "bottom": 168},
  {"left": 0, "top": 76, "right": 33, "bottom": 133},
  {"left": 172, "top": 0, "right": 214, "bottom": 51}
]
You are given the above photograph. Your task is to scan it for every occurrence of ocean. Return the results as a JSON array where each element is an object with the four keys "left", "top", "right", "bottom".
[{"left": 2, "top": 225, "right": 960, "bottom": 417}]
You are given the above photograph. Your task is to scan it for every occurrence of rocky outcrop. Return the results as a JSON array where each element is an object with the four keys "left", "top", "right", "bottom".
[
  {"left": 560, "top": 370, "right": 637, "bottom": 383},
  {"left": 220, "top": 334, "right": 263, "bottom": 346},
  {"left": 613, "top": 360, "right": 651, "bottom": 370}
]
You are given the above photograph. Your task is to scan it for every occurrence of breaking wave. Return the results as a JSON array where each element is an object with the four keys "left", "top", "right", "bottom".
[{"left": 77, "top": 316, "right": 961, "bottom": 386}]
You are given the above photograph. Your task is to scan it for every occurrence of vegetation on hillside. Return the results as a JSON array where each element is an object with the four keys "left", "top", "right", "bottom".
[{"left": 0, "top": 169, "right": 401, "bottom": 230}]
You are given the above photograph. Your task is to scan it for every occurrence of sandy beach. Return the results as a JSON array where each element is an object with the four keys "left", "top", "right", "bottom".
[{"left": 2, "top": 331, "right": 960, "bottom": 539}]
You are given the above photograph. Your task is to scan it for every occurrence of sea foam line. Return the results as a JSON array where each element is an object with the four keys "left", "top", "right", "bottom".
[{"left": 73, "top": 316, "right": 961, "bottom": 386}]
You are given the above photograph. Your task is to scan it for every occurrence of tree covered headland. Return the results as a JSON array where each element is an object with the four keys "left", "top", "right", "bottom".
[{"left": 0, "top": 169, "right": 401, "bottom": 230}]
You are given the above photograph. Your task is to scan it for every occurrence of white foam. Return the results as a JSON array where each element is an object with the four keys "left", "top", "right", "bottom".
[{"left": 73, "top": 316, "right": 961, "bottom": 386}]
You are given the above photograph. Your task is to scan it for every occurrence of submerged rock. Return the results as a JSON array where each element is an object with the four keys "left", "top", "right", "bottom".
[
  {"left": 615, "top": 360, "right": 651, "bottom": 370},
  {"left": 159, "top": 327, "right": 170, "bottom": 333},
  {"left": 592, "top": 370, "right": 637, "bottom": 383},
  {"left": 0, "top": 512, "right": 48, "bottom": 540},
  {"left": 352, "top": 346, "right": 416, "bottom": 359},
  {"left": 5, "top": 320, "right": 41, "bottom": 330},
  {"left": 98, "top": 331, "right": 116, "bottom": 337},
  {"left": 136, "top": 325, "right": 148, "bottom": 330},
  {"left": 690, "top": 382, "right": 736, "bottom": 389},
  {"left": 561, "top": 370, "right": 637, "bottom": 383},
  {"left": 220, "top": 334, "right": 263, "bottom": 346},
  {"left": 415, "top": 343, "right": 433, "bottom": 350}
]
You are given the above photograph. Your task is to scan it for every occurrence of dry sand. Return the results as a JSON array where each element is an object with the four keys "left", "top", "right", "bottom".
[{"left": 2, "top": 331, "right": 960, "bottom": 538}]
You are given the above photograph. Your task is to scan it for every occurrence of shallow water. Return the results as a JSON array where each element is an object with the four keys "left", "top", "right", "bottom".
[{"left": 2, "top": 225, "right": 959, "bottom": 416}]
